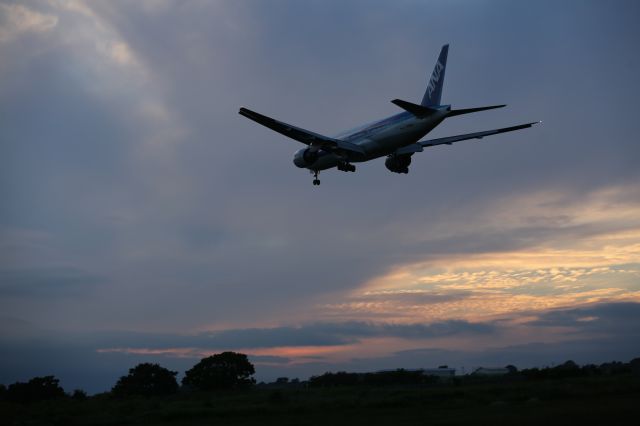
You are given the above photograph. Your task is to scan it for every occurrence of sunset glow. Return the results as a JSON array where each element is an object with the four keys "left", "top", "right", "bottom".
[{"left": 2, "top": 1, "right": 639, "bottom": 393}]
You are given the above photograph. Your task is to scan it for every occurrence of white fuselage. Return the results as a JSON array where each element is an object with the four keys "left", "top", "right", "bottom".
[{"left": 295, "top": 109, "right": 448, "bottom": 171}]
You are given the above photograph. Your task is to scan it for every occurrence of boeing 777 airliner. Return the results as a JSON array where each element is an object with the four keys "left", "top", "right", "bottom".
[{"left": 239, "top": 45, "right": 538, "bottom": 185}]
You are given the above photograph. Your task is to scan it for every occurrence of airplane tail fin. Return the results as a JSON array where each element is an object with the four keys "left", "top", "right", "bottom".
[{"left": 421, "top": 44, "right": 449, "bottom": 107}]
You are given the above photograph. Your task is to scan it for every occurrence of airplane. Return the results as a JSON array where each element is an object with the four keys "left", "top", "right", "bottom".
[{"left": 239, "top": 44, "right": 539, "bottom": 185}]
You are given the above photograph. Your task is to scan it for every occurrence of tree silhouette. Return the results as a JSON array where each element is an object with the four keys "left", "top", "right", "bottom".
[
  {"left": 112, "top": 363, "right": 178, "bottom": 397},
  {"left": 70, "top": 389, "right": 88, "bottom": 400},
  {"left": 182, "top": 352, "right": 255, "bottom": 390},
  {"left": 6, "top": 376, "right": 65, "bottom": 403}
]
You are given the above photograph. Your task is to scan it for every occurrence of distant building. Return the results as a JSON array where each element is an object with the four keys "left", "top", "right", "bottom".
[
  {"left": 375, "top": 368, "right": 424, "bottom": 374},
  {"left": 472, "top": 367, "right": 510, "bottom": 376},
  {"left": 423, "top": 367, "right": 456, "bottom": 378}
]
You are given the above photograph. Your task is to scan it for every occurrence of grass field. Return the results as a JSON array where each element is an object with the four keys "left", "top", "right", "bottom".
[{"left": 4, "top": 374, "right": 639, "bottom": 425}]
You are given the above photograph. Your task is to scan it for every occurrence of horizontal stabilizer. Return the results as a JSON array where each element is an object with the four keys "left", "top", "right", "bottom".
[
  {"left": 447, "top": 104, "right": 506, "bottom": 117},
  {"left": 391, "top": 99, "right": 439, "bottom": 117}
]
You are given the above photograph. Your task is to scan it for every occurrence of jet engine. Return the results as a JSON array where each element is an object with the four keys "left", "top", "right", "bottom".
[
  {"left": 385, "top": 154, "right": 412, "bottom": 174},
  {"left": 293, "top": 148, "right": 320, "bottom": 168}
]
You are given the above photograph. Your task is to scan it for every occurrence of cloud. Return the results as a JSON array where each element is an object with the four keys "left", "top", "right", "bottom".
[
  {"left": 384, "top": 337, "right": 640, "bottom": 371},
  {"left": 0, "top": 317, "right": 498, "bottom": 391},
  {"left": 1, "top": 0, "right": 640, "bottom": 392},
  {"left": 0, "top": 267, "right": 102, "bottom": 298},
  {"left": 3, "top": 1, "right": 639, "bottom": 333},
  {"left": 317, "top": 302, "right": 640, "bottom": 372},
  {"left": 527, "top": 302, "right": 640, "bottom": 334},
  {"left": 0, "top": 3, "right": 57, "bottom": 43},
  {"left": 2, "top": 301, "right": 640, "bottom": 392},
  {"left": 313, "top": 184, "right": 640, "bottom": 323},
  {"left": 0, "top": 315, "right": 40, "bottom": 338},
  {"left": 88, "top": 319, "right": 496, "bottom": 354}
]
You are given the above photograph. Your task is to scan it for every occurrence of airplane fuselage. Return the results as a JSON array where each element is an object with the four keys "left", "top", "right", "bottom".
[
  {"left": 293, "top": 109, "right": 448, "bottom": 171},
  {"left": 240, "top": 44, "right": 537, "bottom": 185}
]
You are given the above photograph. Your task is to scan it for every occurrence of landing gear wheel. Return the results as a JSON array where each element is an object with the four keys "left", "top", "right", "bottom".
[
  {"left": 311, "top": 170, "right": 320, "bottom": 186},
  {"left": 338, "top": 162, "right": 357, "bottom": 173}
]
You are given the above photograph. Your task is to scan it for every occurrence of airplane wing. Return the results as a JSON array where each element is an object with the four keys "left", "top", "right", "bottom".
[
  {"left": 419, "top": 121, "right": 540, "bottom": 148},
  {"left": 239, "top": 107, "right": 365, "bottom": 154}
]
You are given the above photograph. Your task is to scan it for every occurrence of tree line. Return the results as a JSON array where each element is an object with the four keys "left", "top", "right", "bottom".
[
  {"left": 1, "top": 351, "right": 254, "bottom": 403},
  {"left": 2, "top": 355, "right": 639, "bottom": 403},
  {"left": 305, "top": 358, "right": 640, "bottom": 387},
  {"left": 307, "top": 369, "right": 440, "bottom": 387}
]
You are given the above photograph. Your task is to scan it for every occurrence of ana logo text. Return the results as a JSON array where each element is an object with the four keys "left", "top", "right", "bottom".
[{"left": 426, "top": 61, "right": 444, "bottom": 98}]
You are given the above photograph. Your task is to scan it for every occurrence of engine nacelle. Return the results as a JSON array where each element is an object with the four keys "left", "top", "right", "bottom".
[
  {"left": 293, "top": 148, "right": 319, "bottom": 168},
  {"left": 385, "top": 154, "right": 412, "bottom": 174}
]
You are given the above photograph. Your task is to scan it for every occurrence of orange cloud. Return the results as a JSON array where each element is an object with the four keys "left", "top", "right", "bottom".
[
  {"left": 317, "top": 184, "right": 640, "bottom": 324},
  {"left": 96, "top": 344, "right": 359, "bottom": 365}
]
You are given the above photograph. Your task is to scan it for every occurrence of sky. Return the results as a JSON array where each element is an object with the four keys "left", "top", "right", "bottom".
[{"left": 1, "top": 0, "right": 639, "bottom": 393}]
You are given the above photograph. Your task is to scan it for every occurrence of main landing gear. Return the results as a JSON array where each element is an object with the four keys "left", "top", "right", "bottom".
[
  {"left": 311, "top": 162, "right": 357, "bottom": 185},
  {"left": 337, "top": 162, "right": 356, "bottom": 172}
]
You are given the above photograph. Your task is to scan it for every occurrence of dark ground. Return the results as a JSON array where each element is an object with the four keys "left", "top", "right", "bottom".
[{"left": 4, "top": 374, "right": 639, "bottom": 426}]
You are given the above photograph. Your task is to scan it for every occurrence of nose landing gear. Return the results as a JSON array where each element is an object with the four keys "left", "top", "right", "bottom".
[{"left": 312, "top": 170, "right": 320, "bottom": 186}]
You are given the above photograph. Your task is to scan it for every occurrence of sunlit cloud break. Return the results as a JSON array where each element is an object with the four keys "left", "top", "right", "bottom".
[{"left": 322, "top": 185, "right": 640, "bottom": 323}]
